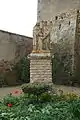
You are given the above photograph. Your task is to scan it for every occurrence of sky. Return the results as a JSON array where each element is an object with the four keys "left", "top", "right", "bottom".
[{"left": 0, "top": 0, "right": 37, "bottom": 37}]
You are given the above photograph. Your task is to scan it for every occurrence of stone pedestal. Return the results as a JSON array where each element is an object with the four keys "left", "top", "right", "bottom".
[{"left": 30, "top": 52, "right": 52, "bottom": 83}]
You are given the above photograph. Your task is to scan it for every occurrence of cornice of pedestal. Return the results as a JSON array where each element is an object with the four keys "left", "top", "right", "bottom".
[
  {"left": 30, "top": 50, "right": 52, "bottom": 59},
  {"left": 32, "top": 50, "right": 50, "bottom": 53}
]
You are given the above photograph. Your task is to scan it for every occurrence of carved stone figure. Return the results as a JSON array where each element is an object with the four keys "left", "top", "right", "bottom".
[
  {"left": 33, "top": 21, "right": 51, "bottom": 52},
  {"left": 33, "top": 22, "right": 40, "bottom": 51}
]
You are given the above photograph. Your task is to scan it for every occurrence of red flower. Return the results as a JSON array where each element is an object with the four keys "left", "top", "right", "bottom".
[
  {"left": 14, "top": 90, "right": 18, "bottom": 94},
  {"left": 8, "top": 103, "right": 12, "bottom": 107}
]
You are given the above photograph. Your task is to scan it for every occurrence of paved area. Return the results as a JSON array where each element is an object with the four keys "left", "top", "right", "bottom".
[
  {"left": 55, "top": 85, "right": 80, "bottom": 96},
  {"left": 0, "top": 85, "right": 80, "bottom": 98},
  {"left": 0, "top": 86, "right": 21, "bottom": 98}
]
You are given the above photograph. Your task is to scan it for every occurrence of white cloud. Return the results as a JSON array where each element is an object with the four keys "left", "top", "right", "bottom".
[{"left": 0, "top": 0, "right": 37, "bottom": 37}]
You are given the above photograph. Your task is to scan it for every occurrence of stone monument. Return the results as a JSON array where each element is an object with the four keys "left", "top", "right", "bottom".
[
  {"left": 30, "top": 21, "right": 52, "bottom": 83},
  {"left": 30, "top": 0, "right": 80, "bottom": 85}
]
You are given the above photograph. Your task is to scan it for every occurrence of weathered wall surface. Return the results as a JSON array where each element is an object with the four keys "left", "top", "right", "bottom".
[
  {"left": 37, "top": 0, "right": 80, "bottom": 21},
  {"left": 74, "top": 11, "right": 80, "bottom": 83},
  {"left": 0, "top": 30, "right": 33, "bottom": 86},
  {"left": 0, "top": 30, "right": 32, "bottom": 62},
  {"left": 50, "top": 10, "right": 77, "bottom": 84},
  {"left": 37, "top": 0, "right": 80, "bottom": 85},
  {"left": 34, "top": 9, "right": 78, "bottom": 85}
]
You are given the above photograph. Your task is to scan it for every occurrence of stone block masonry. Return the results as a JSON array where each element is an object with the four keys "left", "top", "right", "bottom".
[
  {"left": 50, "top": 9, "right": 77, "bottom": 84},
  {"left": 32, "top": 0, "right": 80, "bottom": 85},
  {"left": 30, "top": 53, "right": 52, "bottom": 83},
  {"left": 31, "top": 9, "right": 80, "bottom": 85},
  {"left": 37, "top": 0, "right": 80, "bottom": 21},
  {"left": 0, "top": 30, "right": 33, "bottom": 86},
  {"left": 0, "top": 30, "right": 32, "bottom": 62}
]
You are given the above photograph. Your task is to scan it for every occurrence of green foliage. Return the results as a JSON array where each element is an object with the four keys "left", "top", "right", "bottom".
[
  {"left": 15, "top": 56, "right": 30, "bottom": 83},
  {"left": 2, "top": 95, "right": 20, "bottom": 105},
  {"left": 0, "top": 93, "right": 80, "bottom": 120},
  {"left": 64, "top": 93, "right": 78, "bottom": 101},
  {"left": 40, "top": 92, "right": 52, "bottom": 102},
  {"left": 21, "top": 83, "right": 50, "bottom": 95},
  {"left": 52, "top": 94, "right": 66, "bottom": 102},
  {"left": 21, "top": 83, "right": 51, "bottom": 101},
  {"left": 52, "top": 53, "right": 73, "bottom": 85},
  {"left": 21, "top": 56, "right": 30, "bottom": 83}
]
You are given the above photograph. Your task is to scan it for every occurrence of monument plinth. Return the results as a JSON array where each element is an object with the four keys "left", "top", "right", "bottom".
[
  {"left": 30, "top": 21, "right": 52, "bottom": 83},
  {"left": 30, "top": 52, "right": 52, "bottom": 83}
]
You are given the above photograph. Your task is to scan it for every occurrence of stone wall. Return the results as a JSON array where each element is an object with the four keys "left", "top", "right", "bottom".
[
  {"left": 0, "top": 30, "right": 32, "bottom": 63},
  {"left": 0, "top": 30, "right": 33, "bottom": 86},
  {"left": 34, "top": 9, "right": 79, "bottom": 85},
  {"left": 51, "top": 9, "right": 77, "bottom": 84},
  {"left": 74, "top": 10, "right": 80, "bottom": 84},
  {"left": 37, "top": 0, "right": 80, "bottom": 85},
  {"left": 37, "top": 0, "right": 80, "bottom": 21}
]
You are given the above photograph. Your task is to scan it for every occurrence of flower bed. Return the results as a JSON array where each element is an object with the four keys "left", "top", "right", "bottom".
[{"left": 0, "top": 89, "right": 80, "bottom": 120}]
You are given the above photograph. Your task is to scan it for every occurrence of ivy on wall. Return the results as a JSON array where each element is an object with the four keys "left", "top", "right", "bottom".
[
  {"left": 15, "top": 56, "right": 30, "bottom": 83},
  {"left": 52, "top": 52, "right": 73, "bottom": 85}
]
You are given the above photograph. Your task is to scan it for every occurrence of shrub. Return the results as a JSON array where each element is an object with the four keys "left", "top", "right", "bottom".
[
  {"left": 21, "top": 83, "right": 51, "bottom": 101},
  {"left": 21, "top": 56, "right": 30, "bottom": 83},
  {"left": 64, "top": 93, "right": 78, "bottom": 101},
  {"left": 15, "top": 56, "right": 30, "bottom": 83},
  {"left": 3, "top": 94, "right": 20, "bottom": 106},
  {"left": 40, "top": 92, "right": 52, "bottom": 102},
  {"left": 51, "top": 94, "right": 66, "bottom": 102},
  {"left": 1, "top": 95, "right": 80, "bottom": 120},
  {"left": 1, "top": 92, "right": 80, "bottom": 120}
]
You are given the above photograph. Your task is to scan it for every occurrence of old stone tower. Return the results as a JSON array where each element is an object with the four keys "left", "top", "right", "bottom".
[
  {"left": 37, "top": 0, "right": 80, "bottom": 21},
  {"left": 30, "top": 0, "right": 80, "bottom": 85}
]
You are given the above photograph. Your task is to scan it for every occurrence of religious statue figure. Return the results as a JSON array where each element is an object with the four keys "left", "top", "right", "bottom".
[{"left": 33, "top": 21, "right": 51, "bottom": 53}]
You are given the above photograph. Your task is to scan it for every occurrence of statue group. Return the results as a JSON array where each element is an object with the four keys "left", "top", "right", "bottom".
[{"left": 33, "top": 21, "right": 52, "bottom": 52}]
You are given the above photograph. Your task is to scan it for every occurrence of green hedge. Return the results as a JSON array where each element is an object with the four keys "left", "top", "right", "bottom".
[{"left": 21, "top": 83, "right": 52, "bottom": 101}]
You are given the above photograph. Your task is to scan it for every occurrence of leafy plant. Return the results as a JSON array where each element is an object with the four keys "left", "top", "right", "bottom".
[
  {"left": 64, "top": 93, "right": 78, "bottom": 101},
  {"left": 21, "top": 83, "right": 51, "bottom": 102},
  {"left": 0, "top": 93, "right": 80, "bottom": 120},
  {"left": 3, "top": 94, "right": 20, "bottom": 106},
  {"left": 15, "top": 56, "right": 30, "bottom": 83},
  {"left": 40, "top": 92, "right": 52, "bottom": 102},
  {"left": 21, "top": 56, "right": 30, "bottom": 83}
]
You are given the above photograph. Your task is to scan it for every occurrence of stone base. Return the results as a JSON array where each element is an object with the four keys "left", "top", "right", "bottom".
[{"left": 30, "top": 52, "right": 52, "bottom": 83}]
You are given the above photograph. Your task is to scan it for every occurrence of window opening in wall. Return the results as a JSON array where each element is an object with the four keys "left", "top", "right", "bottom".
[
  {"left": 55, "top": 16, "right": 58, "bottom": 20},
  {"left": 38, "top": 0, "right": 40, "bottom": 3},
  {"left": 77, "top": 10, "right": 79, "bottom": 13},
  {"left": 38, "top": 11, "right": 40, "bottom": 14},
  {"left": 69, "top": 21, "right": 70, "bottom": 25},
  {"left": 59, "top": 24, "right": 61, "bottom": 30},
  {"left": 61, "top": 16, "right": 63, "bottom": 19}
]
